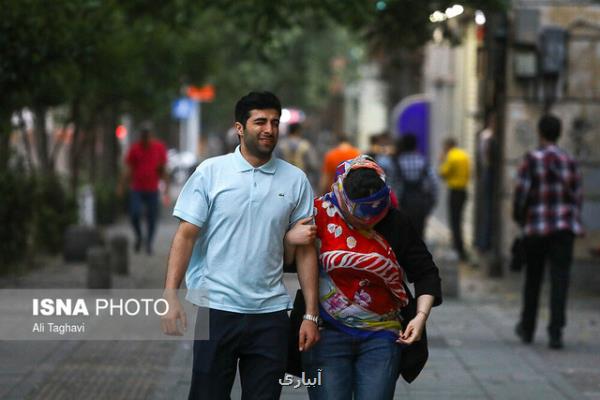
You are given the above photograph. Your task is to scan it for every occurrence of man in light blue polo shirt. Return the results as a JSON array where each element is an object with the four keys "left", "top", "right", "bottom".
[{"left": 161, "top": 91, "right": 320, "bottom": 399}]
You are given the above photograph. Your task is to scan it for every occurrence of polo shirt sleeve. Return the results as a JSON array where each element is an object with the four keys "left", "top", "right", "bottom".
[
  {"left": 289, "top": 176, "right": 314, "bottom": 227},
  {"left": 173, "top": 168, "right": 209, "bottom": 228}
]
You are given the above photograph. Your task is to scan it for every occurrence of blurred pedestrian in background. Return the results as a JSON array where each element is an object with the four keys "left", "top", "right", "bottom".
[
  {"left": 475, "top": 114, "right": 498, "bottom": 252},
  {"left": 513, "top": 114, "right": 583, "bottom": 350},
  {"left": 387, "top": 134, "right": 437, "bottom": 239},
  {"left": 286, "top": 155, "right": 441, "bottom": 399},
  {"left": 118, "top": 126, "right": 168, "bottom": 255},
  {"left": 161, "top": 91, "right": 319, "bottom": 399},
  {"left": 319, "top": 133, "right": 360, "bottom": 195},
  {"left": 277, "top": 122, "right": 319, "bottom": 189},
  {"left": 438, "top": 137, "right": 471, "bottom": 261},
  {"left": 366, "top": 132, "right": 386, "bottom": 159}
]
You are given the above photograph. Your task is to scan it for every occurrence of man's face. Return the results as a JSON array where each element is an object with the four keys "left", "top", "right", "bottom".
[{"left": 236, "top": 109, "right": 280, "bottom": 159}]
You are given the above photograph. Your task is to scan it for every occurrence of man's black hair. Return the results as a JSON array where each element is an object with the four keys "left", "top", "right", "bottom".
[
  {"left": 288, "top": 123, "right": 302, "bottom": 135},
  {"left": 344, "top": 168, "right": 384, "bottom": 200},
  {"left": 401, "top": 133, "right": 418, "bottom": 152},
  {"left": 335, "top": 132, "right": 350, "bottom": 144},
  {"left": 443, "top": 137, "right": 457, "bottom": 148},
  {"left": 235, "top": 91, "right": 282, "bottom": 127},
  {"left": 538, "top": 114, "right": 562, "bottom": 142},
  {"left": 140, "top": 128, "right": 151, "bottom": 143}
]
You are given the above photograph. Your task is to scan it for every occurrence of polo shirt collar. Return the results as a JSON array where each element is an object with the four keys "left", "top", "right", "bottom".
[{"left": 233, "top": 146, "right": 277, "bottom": 174}]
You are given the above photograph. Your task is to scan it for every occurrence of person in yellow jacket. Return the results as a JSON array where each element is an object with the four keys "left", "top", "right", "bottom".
[{"left": 439, "top": 138, "right": 471, "bottom": 261}]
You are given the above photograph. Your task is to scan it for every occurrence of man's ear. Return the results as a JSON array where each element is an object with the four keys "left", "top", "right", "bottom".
[{"left": 234, "top": 122, "right": 244, "bottom": 136}]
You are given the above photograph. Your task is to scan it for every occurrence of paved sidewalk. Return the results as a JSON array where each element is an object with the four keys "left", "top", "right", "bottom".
[
  {"left": 0, "top": 215, "right": 177, "bottom": 400},
  {"left": 0, "top": 215, "right": 599, "bottom": 399}
]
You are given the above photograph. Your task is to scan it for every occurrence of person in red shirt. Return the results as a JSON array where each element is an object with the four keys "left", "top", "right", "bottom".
[{"left": 119, "top": 127, "right": 168, "bottom": 254}]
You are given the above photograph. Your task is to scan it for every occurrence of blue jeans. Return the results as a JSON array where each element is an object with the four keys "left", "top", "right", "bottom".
[
  {"left": 129, "top": 190, "right": 159, "bottom": 252},
  {"left": 302, "top": 328, "right": 402, "bottom": 400}
]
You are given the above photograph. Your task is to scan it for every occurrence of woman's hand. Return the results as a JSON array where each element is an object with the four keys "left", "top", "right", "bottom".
[
  {"left": 285, "top": 217, "right": 317, "bottom": 246},
  {"left": 396, "top": 312, "right": 427, "bottom": 345}
]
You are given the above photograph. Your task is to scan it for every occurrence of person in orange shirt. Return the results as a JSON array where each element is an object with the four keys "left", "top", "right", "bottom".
[{"left": 319, "top": 134, "right": 361, "bottom": 195}]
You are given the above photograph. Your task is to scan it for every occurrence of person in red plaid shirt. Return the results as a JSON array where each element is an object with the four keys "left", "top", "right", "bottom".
[{"left": 513, "top": 114, "right": 583, "bottom": 350}]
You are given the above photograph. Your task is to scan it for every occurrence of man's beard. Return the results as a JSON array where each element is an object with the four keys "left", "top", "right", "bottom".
[{"left": 243, "top": 132, "right": 276, "bottom": 159}]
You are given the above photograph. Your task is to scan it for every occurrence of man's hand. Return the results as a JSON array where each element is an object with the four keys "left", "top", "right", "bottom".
[
  {"left": 396, "top": 312, "right": 427, "bottom": 345},
  {"left": 161, "top": 290, "right": 187, "bottom": 336},
  {"left": 285, "top": 217, "right": 317, "bottom": 246},
  {"left": 298, "top": 320, "right": 320, "bottom": 352},
  {"left": 162, "top": 221, "right": 198, "bottom": 336}
]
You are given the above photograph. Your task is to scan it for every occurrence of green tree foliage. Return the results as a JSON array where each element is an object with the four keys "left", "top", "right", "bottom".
[
  {"left": 31, "top": 174, "right": 77, "bottom": 254},
  {"left": 189, "top": 9, "right": 364, "bottom": 132},
  {"left": 0, "top": 165, "right": 34, "bottom": 268},
  {"left": 0, "top": 0, "right": 510, "bottom": 268}
]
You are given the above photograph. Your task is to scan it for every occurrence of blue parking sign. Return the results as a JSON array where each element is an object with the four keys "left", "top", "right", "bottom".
[{"left": 172, "top": 98, "right": 193, "bottom": 119}]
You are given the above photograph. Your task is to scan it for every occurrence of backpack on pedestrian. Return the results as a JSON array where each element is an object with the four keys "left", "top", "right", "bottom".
[{"left": 393, "top": 158, "right": 435, "bottom": 217}]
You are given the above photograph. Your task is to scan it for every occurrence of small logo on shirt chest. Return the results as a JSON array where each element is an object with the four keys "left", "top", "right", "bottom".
[{"left": 278, "top": 193, "right": 285, "bottom": 197}]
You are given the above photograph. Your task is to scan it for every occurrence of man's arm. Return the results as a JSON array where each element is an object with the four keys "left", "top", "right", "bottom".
[
  {"left": 158, "top": 163, "right": 171, "bottom": 204},
  {"left": 161, "top": 220, "right": 200, "bottom": 335},
  {"left": 427, "top": 166, "right": 439, "bottom": 203},
  {"left": 438, "top": 153, "right": 451, "bottom": 179},
  {"left": 295, "top": 243, "right": 320, "bottom": 351},
  {"left": 512, "top": 155, "right": 531, "bottom": 225}
]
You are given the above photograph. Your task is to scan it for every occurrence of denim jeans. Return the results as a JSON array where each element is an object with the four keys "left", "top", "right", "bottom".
[
  {"left": 302, "top": 327, "right": 402, "bottom": 400},
  {"left": 129, "top": 190, "right": 159, "bottom": 251}
]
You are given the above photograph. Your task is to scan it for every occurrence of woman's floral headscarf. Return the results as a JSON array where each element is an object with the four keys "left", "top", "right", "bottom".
[{"left": 330, "top": 155, "right": 391, "bottom": 226}]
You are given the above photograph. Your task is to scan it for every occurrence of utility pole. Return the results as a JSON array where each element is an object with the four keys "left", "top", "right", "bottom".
[{"left": 486, "top": 11, "right": 509, "bottom": 278}]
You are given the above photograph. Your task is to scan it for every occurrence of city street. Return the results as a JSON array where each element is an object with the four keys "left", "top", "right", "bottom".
[
  {"left": 3, "top": 2, "right": 600, "bottom": 399},
  {"left": 1, "top": 215, "right": 598, "bottom": 400}
]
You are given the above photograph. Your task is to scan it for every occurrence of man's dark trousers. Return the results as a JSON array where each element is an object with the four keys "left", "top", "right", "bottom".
[
  {"left": 188, "top": 308, "right": 289, "bottom": 400},
  {"left": 448, "top": 189, "right": 467, "bottom": 259},
  {"left": 129, "top": 190, "right": 159, "bottom": 251},
  {"left": 520, "top": 230, "right": 575, "bottom": 339}
]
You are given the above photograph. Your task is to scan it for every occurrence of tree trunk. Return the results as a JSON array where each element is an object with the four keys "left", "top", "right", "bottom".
[
  {"left": 101, "top": 109, "right": 119, "bottom": 185},
  {"left": 0, "top": 111, "right": 11, "bottom": 174},
  {"left": 33, "top": 106, "right": 52, "bottom": 173},
  {"left": 89, "top": 125, "right": 97, "bottom": 184}
]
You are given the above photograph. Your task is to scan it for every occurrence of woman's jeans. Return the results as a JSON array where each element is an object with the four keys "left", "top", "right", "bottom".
[{"left": 302, "top": 327, "right": 402, "bottom": 400}]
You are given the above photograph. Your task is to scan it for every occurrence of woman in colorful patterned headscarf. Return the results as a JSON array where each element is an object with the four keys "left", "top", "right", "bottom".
[{"left": 285, "top": 155, "right": 442, "bottom": 399}]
